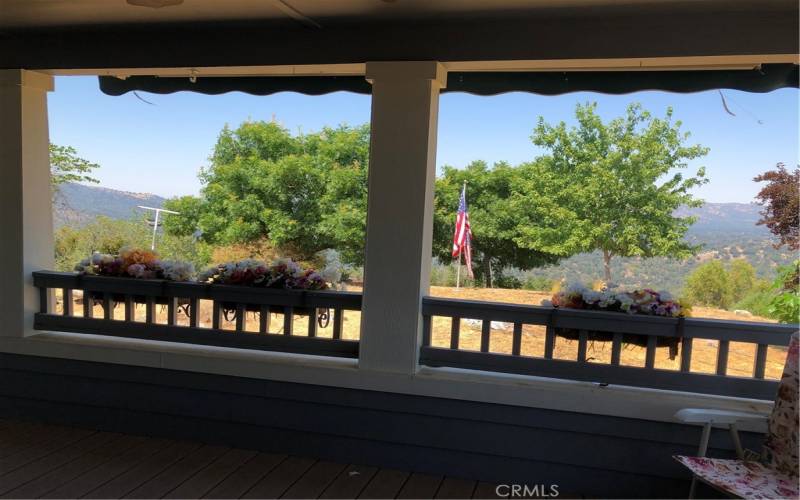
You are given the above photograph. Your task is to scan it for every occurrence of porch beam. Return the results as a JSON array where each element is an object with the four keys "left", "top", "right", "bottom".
[
  {"left": 0, "top": 70, "right": 54, "bottom": 337},
  {"left": 359, "top": 61, "right": 446, "bottom": 374}
]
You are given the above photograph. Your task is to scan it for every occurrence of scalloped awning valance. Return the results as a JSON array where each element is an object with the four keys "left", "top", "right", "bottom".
[{"left": 98, "top": 64, "right": 799, "bottom": 97}]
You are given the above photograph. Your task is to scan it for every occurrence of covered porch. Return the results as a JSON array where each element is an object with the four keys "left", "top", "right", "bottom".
[{"left": 1, "top": 1, "right": 798, "bottom": 497}]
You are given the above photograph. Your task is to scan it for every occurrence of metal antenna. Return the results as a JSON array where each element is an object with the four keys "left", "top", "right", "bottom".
[{"left": 137, "top": 206, "right": 180, "bottom": 250}]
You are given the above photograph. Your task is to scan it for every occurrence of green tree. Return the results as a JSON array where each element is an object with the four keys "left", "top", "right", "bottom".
[
  {"left": 754, "top": 163, "right": 799, "bottom": 251},
  {"left": 163, "top": 121, "right": 370, "bottom": 263},
  {"left": 54, "top": 216, "right": 150, "bottom": 271},
  {"left": 523, "top": 102, "right": 709, "bottom": 282},
  {"left": 433, "top": 161, "right": 561, "bottom": 288},
  {"left": 728, "top": 258, "right": 758, "bottom": 303},
  {"left": 684, "top": 261, "right": 733, "bottom": 309},
  {"left": 50, "top": 144, "right": 100, "bottom": 189},
  {"left": 55, "top": 215, "right": 211, "bottom": 272}
]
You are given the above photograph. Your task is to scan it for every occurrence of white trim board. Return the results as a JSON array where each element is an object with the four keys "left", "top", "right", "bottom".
[
  {"left": 0, "top": 331, "right": 773, "bottom": 433},
  {"left": 40, "top": 55, "right": 799, "bottom": 78}
]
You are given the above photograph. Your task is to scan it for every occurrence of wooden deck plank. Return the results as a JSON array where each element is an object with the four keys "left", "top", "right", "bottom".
[
  {"left": 319, "top": 464, "right": 378, "bottom": 499},
  {"left": 0, "top": 426, "right": 94, "bottom": 476},
  {"left": 435, "top": 477, "right": 478, "bottom": 499},
  {"left": 242, "top": 456, "right": 316, "bottom": 499},
  {"left": 397, "top": 472, "right": 444, "bottom": 499},
  {"left": 0, "top": 422, "right": 71, "bottom": 460},
  {"left": 123, "top": 444, "right": 230, "bottom": 499},
  {"left": 2, "top": 434, "right": 145, "bottom": 500},
  {"left": 164, "top": 448, "right": 257, "bottom": 499},
  {"left": 0, "top": 422, "right": 52, "bottom": 458},
  {"left": 83, "top": 441, "right": 202, "bottom": 499},
  {"left": 281, "top": 460, "right": 346, "bottom": 499},
  {"left": 203, "top": 453, "right": 287, "bottom": 499},
  {"left": 357, "top": 469, "right": 410, "bottom": 499},
  {"left": 0, "top": 431, "right": 118, "bottom": 497},
  {"left": 472, "top": 482, "right": 503, "bottom": 499},
  {"left": 42, "top": 438, "right": 171, "bottom": 499}
]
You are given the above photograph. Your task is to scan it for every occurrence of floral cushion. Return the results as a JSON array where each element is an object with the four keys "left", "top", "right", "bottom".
[
  {"left": 673, "top": 456, "right": 799, "bottom": 499},
  {"left": 764, "top": 332, "right": 799, "bottom": 477}
]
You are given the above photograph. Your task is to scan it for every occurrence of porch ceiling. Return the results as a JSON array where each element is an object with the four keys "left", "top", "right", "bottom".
[
  {"left": 0, "top": 0, "right": 788, "bottom": 29},
  {"left": 1, "top": 0, "right": 797, "bottom": 70}
]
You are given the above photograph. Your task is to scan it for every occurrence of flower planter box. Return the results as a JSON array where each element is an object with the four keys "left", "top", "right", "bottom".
[{"left": 36, "top": 272, "right": 361, "bottom": 320}]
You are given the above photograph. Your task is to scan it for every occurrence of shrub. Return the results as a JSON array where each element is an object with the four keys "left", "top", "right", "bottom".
[
  {"left": 494, "top": 274, "right": 522, "bottom": 289},
  {"left": 728, "top": 259, "right": 758, "bottom": 303},
  {"left": 732, "top": 282, "right": 775, "bottom": 318},
  {"left": 684, "top": 261, "right": 733, "bottom": 309},
  {"left": 768, "top": 261, "right": 800, "bottom": 323},
  {"left": 523, "top": 276, "right": 556, "bottom": 292}
]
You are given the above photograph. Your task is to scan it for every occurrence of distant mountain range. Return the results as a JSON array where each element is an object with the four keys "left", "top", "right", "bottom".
[
  {"left": 54, "top": 183, "right": 793, "bottom": 293},
  {"left": 53, "top": 183, "right": 166, "bottom": 228}
]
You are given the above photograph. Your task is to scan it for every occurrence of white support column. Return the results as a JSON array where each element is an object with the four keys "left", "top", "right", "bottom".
[
  {"left": 359, "top": 61, "right": 446, "bottom": 374},
  {"left": 0, "top": 70, "right": 55, "bottom": 337}
]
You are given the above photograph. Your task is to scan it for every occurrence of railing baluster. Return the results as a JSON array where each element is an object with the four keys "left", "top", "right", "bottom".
[
  {"left": 680, "top": 337, "right": 693, "bottom": 372},
  {"left": 189, "top": 298, "right": 199, "bottom": 327},
  {"left": 512, "top": 323, "right": 522, "bottom": 356},
  {"left": 124, "top": 295, "right": 134, "bottom": 322},
  {"left": 39, "top": 286, "right": 50, "bottom": 314},
  {"left": 259, "top": 305, "right": 270, "bottom": 334},
  {"left": 754, "top": 344, "right": 768, "bottom": 379},
  {"left": 450, "top": 317, "right": 460, "bottom": 349},
  {"left": 283, "top": 306, "right": 293, "bottom": 335},
  {"left": 145, "top": 296, "right": 155, "bottom": 324},
  {"left": 235, "top": 303, "right": 245, "bottom": 332},
  {"left": 577, "top": 330, "right": 588, "bottom": 362},
  {"left": 62, "top": 288, "right": 73, "bottom": 316},
  {"left": 544, "top": 325, "right": 555, "bottom": 359},
  {"left": 611, "top": 333, "right": 623, "bottom": 365},
  {"left": 167, "top": 297, "right": 178, "bottom": 326},
  {"left": 332, "top": 309, "right": 343, "bottom": 340},
  {"left": 716, "top": 340, "right": 730, "bottom": 376},
  {"left": 422, "top": 314, "right": 431, "bottom": 347},
  {"left": 480, "top": 319, "right": 491, "bottom": 353},
  {"left": 103, "top": 293, "right": 113, "bottom": 320},
  {"left": 645, "top": 335, "right": 657, "bottom": 369},
  {"left": 308, "top": 308, "right": 318, "bottom": 338},
  {"left": 83, "top": 290, "right": 93, "bottom": 319},
  {"left": 212, "top": 301, "right": 221, "bottom": 329}
]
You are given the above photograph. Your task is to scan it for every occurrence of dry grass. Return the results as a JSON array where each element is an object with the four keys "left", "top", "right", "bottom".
[{"left": 55, "top": 285, "right": 787, "bottom": 380}]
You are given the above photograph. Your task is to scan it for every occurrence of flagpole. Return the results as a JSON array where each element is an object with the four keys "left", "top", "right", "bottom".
[{"left": 456, "top": 251, "right": 462, "bottom": 289}]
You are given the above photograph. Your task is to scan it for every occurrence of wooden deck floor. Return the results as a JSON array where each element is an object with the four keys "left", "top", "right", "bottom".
[{"left": 0, "top": 419, "right": 504, "bottom": 499}]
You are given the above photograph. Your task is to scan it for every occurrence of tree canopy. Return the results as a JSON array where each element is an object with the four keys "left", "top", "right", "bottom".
[
  {"left": 519, "top": 102, "right": 709, "bottom": 282},
  {"left": 162, "top": 121, "right": 369, "bottom": 264},
  {"left": 754, "top": 163, "right": 799, "bottom": 251},
  {"left": 433, "top": 161, "right": 561, "bottom": 287},
  {"left": 50, "top": 144, "right": 99, "bottom": 189}
]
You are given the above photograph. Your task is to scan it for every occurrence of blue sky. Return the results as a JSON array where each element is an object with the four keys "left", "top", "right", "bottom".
[{"left": 48, "top": 76, "right": 798, "bottom": 202}]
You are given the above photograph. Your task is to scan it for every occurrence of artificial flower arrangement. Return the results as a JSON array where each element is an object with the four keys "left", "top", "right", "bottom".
[
  {"left": 544, "top": 281, "right": 689, "bottom": 318},
  {"left": 198, "top": 257, "right": 328, "bottom": 290},
  {"left": 74, "top": 248, "right": 195, "bottom": 282},
  {"left": 543, "top": 282, "right": 689, "bottom": 358},
  {"left": 75, "top": 250, "right": 328, "bottom": 291}
]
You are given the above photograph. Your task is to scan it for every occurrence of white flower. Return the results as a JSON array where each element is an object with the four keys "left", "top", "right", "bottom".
[
  {"left": 618, "top": 294, "right": 634, "bottom": 312},
  {"left": 597, "top": 290, "right": 616, "bottom": 308},
  {"left": 582, "top": 290, "right": 601, "bottom": 304},
  {"left": 659, "top": 291, "right": 674, "bottom": 302},
  {"left": 159, "top": 260, "right": 195, "bottom": 281}
]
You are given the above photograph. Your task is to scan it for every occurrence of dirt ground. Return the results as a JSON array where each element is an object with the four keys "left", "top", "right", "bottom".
[{"left": 56, "top": 285, "right": 787, "bottom": 381}]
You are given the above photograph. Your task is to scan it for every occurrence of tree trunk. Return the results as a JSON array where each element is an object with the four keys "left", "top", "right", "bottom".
[
  {"left": 483, "top": 254, "right": 493, "bottom": 288},
  {"left": 602, "top": 250, "right": 612, "bottom": 284}
]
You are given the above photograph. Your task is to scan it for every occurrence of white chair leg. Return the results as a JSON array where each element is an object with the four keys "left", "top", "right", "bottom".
[
  {"left": 689, "top": 422, "right": 713, "bottom": 499},
  {"left": 729, "top": 423, "right": 745, "bottom": 460}
]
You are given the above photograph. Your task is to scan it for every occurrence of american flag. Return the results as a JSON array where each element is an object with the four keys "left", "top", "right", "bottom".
[{"left": 451, "top": 183, "right": 474, "bottom": 278}]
